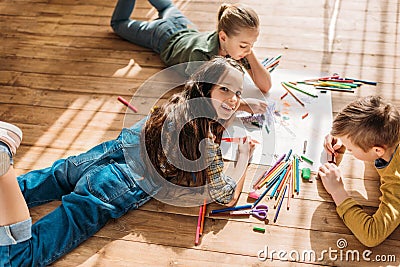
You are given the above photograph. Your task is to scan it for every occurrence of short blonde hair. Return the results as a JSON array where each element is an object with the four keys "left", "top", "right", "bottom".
[
  {"left": 332, "top": 96, "right": 400, "bottom": 151},
  {"left": 217, "top": 3, "right": 259, "bottom": 36}
]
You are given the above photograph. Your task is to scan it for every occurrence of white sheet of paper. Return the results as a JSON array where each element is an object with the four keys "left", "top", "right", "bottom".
[{"left": 221, "top": 69, "right": 333, "bottom": 172}]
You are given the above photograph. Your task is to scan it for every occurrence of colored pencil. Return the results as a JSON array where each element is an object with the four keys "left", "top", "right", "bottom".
[
  {"left": 287, "top": 175, "right": 292, "bottom": 210},
  {"left": 283, "top": 82, "right": 318, "bottom": 98},
  {"left": 117, "top": 96, "right": 138, "bottom": 113},
  {"left": 195, "top": 205, "right": 203, "bottom": 246},
  {"left": 281, "top": 82, "right": 305, "bottom": 107},
  {"left": 222, "top": 137, "right": 260, "bottom": 144},
  {"left": 273, "top": 185, "right": 288, "bottom": 223},
  {"left": 295, "top": 156, "right": 300, "bottom": 193},
  {"left": 280, "top": 92, "right": 288, "bottom": 99},
  {"left": 270, "top": 168, "right": 287, "bottom": 199},
  {"left": 301, "top": 155, "right": 314, "bottom": 165},
  {"left": 345, "top": 77, "right": 377, "bottom": 86},
  {"left": 314, "top": 86, "right": 355, "bottom": 93},
  {"left": 258, "top": 161, "right": 289, "bottom": 189},
  {"left": 252, "top": 173, "right": 281, "bottom": 207},
  {"left": 253, "top": 153, "right": 286, "bottom": 189},
  {"left": 210, "top": 204, "right": 252, "bottom": 214},
  {"left": 291, "top": 159, "right": 296, "bottom": 197},
  {"left": 200, "top": 199, "right": 206, "bottom": 236},
  {"left": 284, "top": 149, "right": 293, "bottom": 161}
]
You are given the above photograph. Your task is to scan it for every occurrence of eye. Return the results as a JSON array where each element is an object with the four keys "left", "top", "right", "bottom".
[
  {"left": 235, "top": 91, "right": 242, "bottom": 97},
  {"left": 240, "top": 45, "right": 247, "bottom": 49},
  {"left": 220, "top": 87, "right": 229, "bottom": 92}
]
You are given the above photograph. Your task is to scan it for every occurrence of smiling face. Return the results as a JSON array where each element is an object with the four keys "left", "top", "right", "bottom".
[
  {"left": 219, "top": 28, "right": 259, "bottom": 60},
  {"left": 210, "top": 65, "right": 243, "bottom": 120}
]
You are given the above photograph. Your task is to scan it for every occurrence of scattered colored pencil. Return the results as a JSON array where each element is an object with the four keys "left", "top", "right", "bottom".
[
  {"left": 195, "top": 204, "right": 203, "bottom": 246},
  {"left": 283, "top": 82, "right": 318, "bottom": 98},
  {"left": 118, "top": 96, "right": 138, "bottom": 113},
  {"left": 281, "top": 82, "right": 305, "bottom": 107},
  {"left": 273, "top": 184, "right": 288, "bottom": 223},
  {"left": 222, "top": 137, "right": 260, "bottom": 144},
  {"left": 200, "top": 199, "right": 206, "bottom": 236}
]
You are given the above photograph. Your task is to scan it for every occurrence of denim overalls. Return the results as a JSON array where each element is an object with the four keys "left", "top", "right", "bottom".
[{"left": 0, "top": 119, "right": 155, "bottom": 266}]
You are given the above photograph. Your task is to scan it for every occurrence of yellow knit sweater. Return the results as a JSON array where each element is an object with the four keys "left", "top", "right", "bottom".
[{"left": 337, "top": 146, "right": 400, "bottom": 247}]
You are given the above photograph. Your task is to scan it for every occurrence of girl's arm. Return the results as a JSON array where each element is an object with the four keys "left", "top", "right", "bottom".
[
  {"left": 245, "top": 50, "right": 272, "bottom": 94},
  {"left": 206, "top": 138, "right": 255, "bottom": 206},
  {"left": 224, "top": 152, "right": 250, "bottom": 206}
]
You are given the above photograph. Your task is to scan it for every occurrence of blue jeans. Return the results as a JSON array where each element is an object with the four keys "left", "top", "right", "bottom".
[
  {"left": 0, "top": 119, "right": 154, "bottom": 266},
  {"left": 110, "top": 0, "right": 194, "bottom": 53}
]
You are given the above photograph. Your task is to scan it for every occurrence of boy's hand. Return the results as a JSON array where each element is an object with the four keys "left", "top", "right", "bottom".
[
  {"left": 318, "top": 162, "right": 348, "bottom": 205},
  {"left": 324, "top": 134, "right": 344, "bottom": 155}
]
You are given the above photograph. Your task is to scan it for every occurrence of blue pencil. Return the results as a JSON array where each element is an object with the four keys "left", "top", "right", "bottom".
[
  {"left": 270, "top": 169, "right": 287, "bottom": 199},
  {"left": 210, "top": 204, "right": 252, "bottom": 214},
  {"left": 284, "top": 149, "right": 293, "bottom": 161},
  {"left": 273, "top": 184, "right": 288, "bottom": 223},
  {"left": 295, "top": 156, "right": 300, "bottom": 193}
]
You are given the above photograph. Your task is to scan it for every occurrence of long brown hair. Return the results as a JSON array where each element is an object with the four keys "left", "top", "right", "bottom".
[{"left": 143, "top": 57, "right": 244, "bottom": 187}]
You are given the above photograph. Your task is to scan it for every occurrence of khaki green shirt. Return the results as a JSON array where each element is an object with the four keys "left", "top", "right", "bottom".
[
  {"left": 336, "top": 145, "right": 400, "bottom": 247},
  {"left": 160, "top": 30, "right": 219, "bottom": 67},
  {"left": 160, "top": 30, "right": 250, "bottom": 76}
]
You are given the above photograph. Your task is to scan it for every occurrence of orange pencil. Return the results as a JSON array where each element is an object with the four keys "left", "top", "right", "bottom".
[
  {"left": 287, "top": 174, "right": 292, "bottom": 210},
  {"left": 276, "top": 164, "right": 292, "bottom": 195},
  {"left": 257, "top": 162, "right": 287, "bottom": 188}
]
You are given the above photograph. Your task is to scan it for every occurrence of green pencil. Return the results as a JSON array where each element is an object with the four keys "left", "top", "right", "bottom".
[
  {"left": 282, "top": 82, "right": 318, "bottom": 98},
  {"left": 300, "top": 155, "right": 314, "bottom": 165}
]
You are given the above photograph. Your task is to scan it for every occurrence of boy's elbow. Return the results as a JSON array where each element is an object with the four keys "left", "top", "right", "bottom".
[{"left": 359, "top": 237, "right": 385, "bottom": 248}]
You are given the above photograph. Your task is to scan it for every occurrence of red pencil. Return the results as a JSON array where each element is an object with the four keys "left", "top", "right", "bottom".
[
  {"left": 118, "top": 96, "right": 138, "bottom": 113},
  {"left": 222, "top": 137, "right": 260, "bottom": 144},
  {"left": 195, "top": 205, "right": 203, "bottom": 246},
  {"left": 200, "top": 199, "right": 206, "bottom": 236}
]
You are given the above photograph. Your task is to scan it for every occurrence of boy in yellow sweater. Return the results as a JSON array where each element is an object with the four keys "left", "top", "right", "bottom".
[{"left": 319, "top": 95, "right": 400, "bottom": 247}]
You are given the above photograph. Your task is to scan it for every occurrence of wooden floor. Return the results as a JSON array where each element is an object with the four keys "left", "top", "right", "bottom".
[{"left": 1, "top": 0, "right": 400, "bottom": 266}]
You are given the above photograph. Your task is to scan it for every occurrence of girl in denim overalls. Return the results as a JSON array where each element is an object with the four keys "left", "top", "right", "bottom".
[{"left": 0, "top": 57, "right": 256, "bottom": 266}]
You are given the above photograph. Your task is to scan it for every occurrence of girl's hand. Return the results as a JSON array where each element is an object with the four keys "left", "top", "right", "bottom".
[
  {"left": 324, "top": 134, "right": 344, "bottom": 156},
  {"left": 239, "top": 98, "right": 268, "bottom": 114},
  {"left": 318, "top": 163, "right": 344, "bottom": 195},
  {"left": 237, "top": 137, "right": 256, "bottom": 160}
]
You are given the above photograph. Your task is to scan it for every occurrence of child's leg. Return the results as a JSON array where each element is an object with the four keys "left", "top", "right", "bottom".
[
  {"left": 0, "top": 165, "right": 30, "bottom": 226},
  {"left": 0, "top": 122, "right": 31, "bottom": 245},
  {"left": 0, "top": 159, "right": 151, "bottom": 266},
  {"left": 110, "top": 0, "right": 165, "bottom": 52}
]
